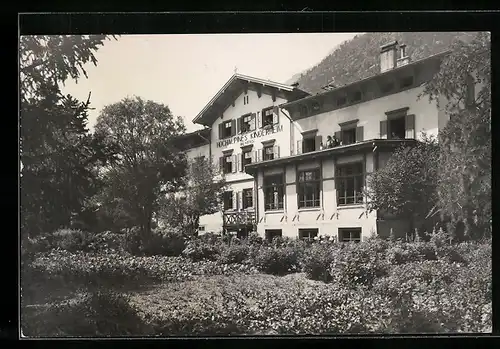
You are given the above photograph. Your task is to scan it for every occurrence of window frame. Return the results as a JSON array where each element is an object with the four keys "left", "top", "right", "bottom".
[
  {"left": 241, "top": 113, "right": 256, "bottom": 133},
  {"left": 263, "top": 144, "right": 275, "bottom": 161},
  {"left": 388, "top": 115, "right": 406, "bottom": 140},
  {"left": 297, "top": 168, "right": 321, "bottom": 209},
  {"left": 302, "top": 137, "right": 316, "bottom": 153},
  {"left": 222, "top": 120, "right": 233, "bottom": 138},
  {"left": 298, "top": 228, "right": 319, "bottom": 241},
  {"left": 338, "top": 228, "right": 362, "bottom": 243},
  {"left": 263, "top": 173, "right": 284, "bottom": 211},
  {"left": 262, "top": 107, "right": 276, "bottom": 127},
  {"left": 265, "top": 229, "right": 282, "bottom": 242},
  {"left": 335, "top": 162, "right": 364, "bottom": 206},
  {"left": 222, "top": 154, "right": 233, "bottom": 174},
  {"left": 242, "top": 188, "right": 253, "bottom": 210}
]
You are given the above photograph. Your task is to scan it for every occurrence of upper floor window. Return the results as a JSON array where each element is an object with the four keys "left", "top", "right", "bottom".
[
  {"left": 298, "top": 169, "right": 321, "bottom": 209},
  {"left": 299, "top": 134, "right": 322, "bottom": 154},
  {"left": 265, "top": 229, "right": 282, "bottom": 242},
  {"left": 264, "top": 174, "right": 284, "bottom": 211},
  {"left": 339, "top": 228, "right": 361, "bottom": 243},
  {"left": 262, "top": 107, "right": 278, "bottom": 128},
  {"left": 381, "top": 108, "right": 415, "bottom": 140},
  {"left": 223, "top": 191, "right": 233, "bottom": 211},
  {"left": 299, "top": 228, "right": 318, "bottom": 241},
  {"left": 240, "top": 113, "right": 256, "bottom": 133},
  {"left": 337, "top": 96, "right": 347, "bottom": 107},
  {"left": 220, "top": 154, "right": 234, "bottom": 174},
  {"left": 243, "top": 95, "right": 249, "bottom": 105},
  {"left": 242, "top": 188, "right": 253, "bottom": 209},
  {"left": 299, "top": 105, "right": 308, "bottom": 117},
  {"left": 341, "top": 128, "right": 356, "bottom": 145},
  {"left": 336, "top": 162, "right": 364, "bottom": 206},
  {"left": 380, "top": 81, "right": 395, "bottom": 94},
  {"left": 351, "top": 90, "right": 362, "bottom": 103},
  {"left": 219, "top": 120, "right": 234, "bottom": 139},
  {"left": 242, "top": 148, "right": 253, "bottom": 168},
  {"left": 263, "top": 144, "right": 277, "bottom": 161}
]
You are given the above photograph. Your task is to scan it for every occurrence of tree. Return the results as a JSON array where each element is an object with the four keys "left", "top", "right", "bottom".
[
  {"left": 20, "top": 35, "right": 118, "bottom": 236},
  {"left": 159, "top": 156, "right": 226, "bottom": 237},
  {"left": 94, "top": 96, "right": 187, "bottom": 236},
  {"left": 421, "top": 32, "right": 491, "bottom": 240},
  {"left": 364, "top": 136, "right": 439, "bottom": 237}
]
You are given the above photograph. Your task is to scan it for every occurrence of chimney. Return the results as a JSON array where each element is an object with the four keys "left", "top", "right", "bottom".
[
  {"left": 396, "top": 43, "right": 410, "bottom": 67},
  {"left": 380, "top": 41, "right": 398, "bottom": 73}
]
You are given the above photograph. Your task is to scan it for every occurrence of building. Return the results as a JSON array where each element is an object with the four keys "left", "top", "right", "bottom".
[{"left": 178, "top": 41, "right": 459, "bottom": 241}]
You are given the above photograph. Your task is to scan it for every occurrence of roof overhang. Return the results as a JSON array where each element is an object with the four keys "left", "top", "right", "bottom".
[
  {"left": 244, "top": 139, "right": 419, "bottom": 176},
  {"left": 279, "top": 50, "right": 452, "bottom": 112},
  {"left": 172, "top": 128, "right": 211, "bottom": 151},
  {"left": 192, "top": 73, "right": 310, "bottom": 127}
]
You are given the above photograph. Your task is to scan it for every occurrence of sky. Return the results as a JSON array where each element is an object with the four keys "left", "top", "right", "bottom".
[{"left": 61, "top": 33, "right": 359, "bottom": 133}]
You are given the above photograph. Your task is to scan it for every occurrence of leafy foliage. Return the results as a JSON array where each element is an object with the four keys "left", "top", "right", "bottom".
[
  {"left": 94, "top": 97, "right": 187, "bottom": 236},
  {"left": 365, "top": 137, "right": 440, "bottom": 235},
  {"left": 422, "top": 32, "right": 491, "bottom": 240},
  {"left": 159, "top": 156, "right": 226, "bottom": 237}
]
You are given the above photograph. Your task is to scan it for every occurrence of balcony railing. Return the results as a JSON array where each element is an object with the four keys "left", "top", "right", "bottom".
[{"left": 223, "top": 210, "right": 256, "bottom": 227}]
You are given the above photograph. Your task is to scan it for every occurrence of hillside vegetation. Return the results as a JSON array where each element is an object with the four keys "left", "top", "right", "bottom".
[{"left": 291, "top": 32, "right": 477, "bottom": 94}]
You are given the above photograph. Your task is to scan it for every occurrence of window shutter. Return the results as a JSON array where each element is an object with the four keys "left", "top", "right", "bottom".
[
  {"left": 380, "top": 120, "right": 388, "bottom": 139},
  {"left": 257, "top": 149, "right": 263, "bottom": 162},
  {"left": 232, "top": 192, "right": 237, "bottom": 210},
  {"left": 218, "top": 123, "right": 223, "bottom": 140},
  {"left": 219, "top": 156, "right": 224, "bottom": 172},
  {"left": 356, "top": 126, "right": 364, "bottom": 142},
  {"left": 237, "top": 117, "right": 242, "bottom": 134},
  {"left": 238, "top": 191, "right": 243, "bottom": 211},
  {"left": 251, "top": 113, "right": 257, "bottom": 130},
  {"left": 405, "top": 114, "right": 415, "bottom": 139},
  {"left": 274, "top": 145, "right": 280, "bottom": 158},
  {"left": 231, "top": 119, "right": 236, "bottom": 136},
  {"left": 297, "top": 140, "right": 302, "bottom": 154},
  {"left": 238, "top": 154, "right": 242, "bottom": 172},
  {"left": 257, "top": 112, "right": 262, "bottom": 129},
  {"left": 231, "top": 154, "right": 237, "bottom": 173},
  {"left": 251, "top": 150, "right": 257, "bottom": 163},
  {"left": 315, "top": 135, "right": 323, "bottom": 151}
]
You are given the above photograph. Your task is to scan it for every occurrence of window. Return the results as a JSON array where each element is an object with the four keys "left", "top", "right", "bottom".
[
  {"left": 243, "top": 95, "right": 249, "bottom": 105},
  {"left": 341, "top": 128, "right": 356, "bottom": 145},
  {"left": 339, "top": 228, "right": 361, "bottom": 243},
  {"left": 337, "top": 96, "right": 347, "bottom": 107},
  {"left": 222, "top": 120, "right": 232, "bottom": 138},
  {"left": 263, "top": 145, "right": 275, "bottom": 161},
  {"left": 302, "top": 137, "right": 316, "bottom": 153},
  {"left": 381, "top": 81, "right": 395, "bottom": 94},
  {"left": 388, "top": 116, "right": 406, "bottom": 139},
  {"left": 299, "top": 228, "right": 318, "bottom": 241},
  {"left": 242, "top": 188, "right": 253, "bottom": 209},
  {"left": 223, "top": 191, "right": 233, "bottom": 210},
  {"left": 265, "top": 229, "right": 282, "bottom": 242},
  {"left": 262, "top": 107, "right": 275, "bottom": 127},
  {"left": 237, "top": 229, "right": 248, "bottom": 239},
  {"left": 222, "top": 154, "right": 233, "bottom": 174},
  {"left": 399, "top": 76, "right": 414, "bottom": 89},
  {"left": 351, "top": 91, "right": 362, "bottom": 102},
  {"left": 336, "top": 162, "right": 364, "bottom": 206},
  {"left": 198, "top": 225, "right": 206, "bottom": 232},
  {"left": 264, "top": 174, "right": 284, "bottom": 211},
  {"left": 240, "top": 113, "right": 256, "bottom": 133},
  {"left": 298, "top": 169, "right": 321, "bottom": 208},
  {"left": 242, "top": 149, "right": 253, "bottom": 167}
]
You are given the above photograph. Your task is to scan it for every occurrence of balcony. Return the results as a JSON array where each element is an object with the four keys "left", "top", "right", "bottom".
[{"left": 223, "top": 210, "right": 256, "bottom": 228}]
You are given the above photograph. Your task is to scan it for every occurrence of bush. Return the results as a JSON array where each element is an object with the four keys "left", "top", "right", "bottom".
[
  {"left": 218, "top": 244, "right": 251, "bottom": 265},
  {"left": 22, "top": 290, "right": 150, "bottom": 337},
  {"left": 302, "top": 243, "right": 340, "bottom": 282},
  {"left": 122, "top": 230, "right": 186, "bottom": 257},
  {"left": 51, "top": 229, "right": 93, "bottom": 253},
  {"left": 182, "top": 238, "right": 222, "bottom": 262},
  {"left": 252, "top": 245, "right": 303, "bottom": 275},
  {"left": 330, "top": 242, "right": 389, "bottom": 288}
]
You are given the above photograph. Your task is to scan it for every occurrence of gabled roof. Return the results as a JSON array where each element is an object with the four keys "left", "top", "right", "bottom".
[{"left": 192, "top": 73, "right": 309, "bottom": 126}]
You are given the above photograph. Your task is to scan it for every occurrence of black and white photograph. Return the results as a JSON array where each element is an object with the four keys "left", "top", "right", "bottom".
[{"left": 20, "top": 25, "right": 491, "bottom": 337}]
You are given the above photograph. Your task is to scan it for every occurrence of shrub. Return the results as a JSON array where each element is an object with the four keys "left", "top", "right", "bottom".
[
  {"left": 122, "top": 230, "right": 186, "bottom": 257},
  {"left": 330, "top": 242, "right": 389, "bottom": 288},
  {"left": 252, "top": 245, "right": 303, "bottom": 275},
  {"left": 302, "top": 243, "right": 340, "bottom": 282},
  {"left": 52, "top": 229, "right": 93, "bottom": 253},
  {"left": 218, "top": 244, "right": 251, "bottom": 265},
  {"left": 22, "top": 291, "right": 150, "bottom": 337},
  {"left": 182, "top": 239, "right": 222, "bottom": 262}
]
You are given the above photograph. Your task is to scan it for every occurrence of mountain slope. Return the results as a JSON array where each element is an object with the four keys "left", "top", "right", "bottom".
[{"left": 292, "top": 32, "right": 477, "bottom": 94}]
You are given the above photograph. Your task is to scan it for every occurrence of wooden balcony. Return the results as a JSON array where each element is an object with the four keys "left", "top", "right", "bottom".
[{"left": 223, "top": 210, "right": 256, "bottom": 228}]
